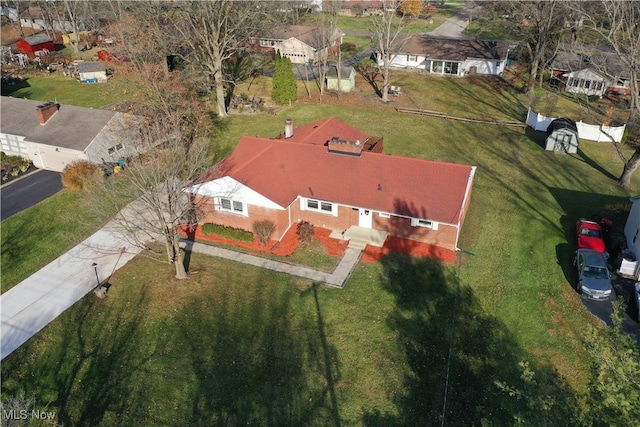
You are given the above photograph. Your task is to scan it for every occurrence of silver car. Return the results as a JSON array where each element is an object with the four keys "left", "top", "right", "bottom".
[{"left": 574, "top": 249, "right": 613, "bottom": 301}]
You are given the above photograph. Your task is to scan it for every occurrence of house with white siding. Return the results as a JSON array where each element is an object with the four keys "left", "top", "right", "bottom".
[{"left": 376, "top": 35, "right": 511, "bottom": 77}]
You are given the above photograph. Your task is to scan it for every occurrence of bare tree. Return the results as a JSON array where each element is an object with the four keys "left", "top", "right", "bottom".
[
  {"left": 370, "top": 0, "right": 408, "bottom": 102},
  {"left": 480, "top": 1, "right": 567, "bottom": 97},
  {"left": 170, "top": 1, "right": 265, "bottom": 118},
  {"left": 571, "top": 1, "right": 640, "bottom": 186},
  {"left": 86, "top": 5, "right": 217, "bottom": 280},
  {"left": 96, "top": 112, "right": 213, "bottom": 280},
  {"left": 41, "top": 0, "right": 91, "bottom": 53},
  {"left": 310, "top": 15, "right": 342, "bottom": 100}
]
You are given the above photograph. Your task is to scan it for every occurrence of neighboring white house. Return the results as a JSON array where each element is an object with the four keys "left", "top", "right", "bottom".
[
  {"left": 563, "top": 68, "right": 614, "bottom": 97},
  {"left": 18, "top": 6, "right": 83, "bottom": 33},
  {"left": 623, "top": 196, "right": 640, "bottom": 278},
  {"left": 251, "top": 25, "right": 342, "bottom": 64},
  {"left": 76, "top": 61, "right": 108, "bottom": 83},
  {"left": 550, "top": 49, "right": 638, "bottom": 97},
  {"left": 377, "top": 35, "right": 511, "bottom": 76},
  {"left": 0, "top": 97, "right": 141, "bottom": 172}
]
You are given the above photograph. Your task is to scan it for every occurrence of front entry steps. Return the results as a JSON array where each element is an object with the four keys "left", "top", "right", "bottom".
[{"left": 330, "top": 226, "right": 389, "bottom": 250}]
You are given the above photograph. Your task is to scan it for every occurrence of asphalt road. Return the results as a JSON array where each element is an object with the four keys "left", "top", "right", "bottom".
[{"left": 1, "top": 169, "right": 62, "bottom": 220}]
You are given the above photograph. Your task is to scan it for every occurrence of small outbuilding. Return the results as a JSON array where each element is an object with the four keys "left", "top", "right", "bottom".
[
  {"left": 16, "top": 34, "right": 54, "bottom": 57},
  {"left": 76, "top": 61, "right": 108, "bottom": 83},
  {"left": 326, "top": 64, "right": 356, "bottom": 92},
  {"left": 545, "top": 118, "right": 579, "bottom": 153}
]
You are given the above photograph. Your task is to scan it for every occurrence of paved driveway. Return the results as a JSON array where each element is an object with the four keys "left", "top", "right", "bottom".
[{"left": 1, "top": 169, "right": 62, "bottom": 220}]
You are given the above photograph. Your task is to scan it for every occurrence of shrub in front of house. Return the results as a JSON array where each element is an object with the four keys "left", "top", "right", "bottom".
[
  {"left": 297, "top": 221, "right": 314, "bottom": 243},
  {"left": 61, "top": 160, "right": 103, "bottom": 192},
  {"left": 201, "top": 223, "right": 254, "bottom": 242},
  {"left": 253, "top": 219, "right": 276, "bottom": 245}
]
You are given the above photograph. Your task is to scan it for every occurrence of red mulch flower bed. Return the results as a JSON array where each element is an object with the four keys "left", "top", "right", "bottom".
[
  {"left": 178, "top": 223, "right": 348, "bottom": 258},
  {"left": 179, "top": 224, "right": 455, "bottom": 263},
  {"left": 360, "top": 236, "right": 457, "bottom": 264}
]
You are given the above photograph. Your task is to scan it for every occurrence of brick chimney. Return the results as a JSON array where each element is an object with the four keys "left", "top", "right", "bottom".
[
  {"left": 36, "top": 102, "right": 59, "bottom": 125},
  {"left": 328, "top": 137, "right": 365, "bottom": 156},
  {"left": 285, "top": 119, "right": 293, "bottom": 138}
]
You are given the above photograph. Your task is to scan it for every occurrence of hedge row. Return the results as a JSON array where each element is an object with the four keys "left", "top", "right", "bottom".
[{"left": 201, "top": 223, "right": 254, "bottom": 242}]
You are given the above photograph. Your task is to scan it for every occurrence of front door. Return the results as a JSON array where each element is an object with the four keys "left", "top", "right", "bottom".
[{"left": 359, "top": 209, "right": 372, "bottom": 228}]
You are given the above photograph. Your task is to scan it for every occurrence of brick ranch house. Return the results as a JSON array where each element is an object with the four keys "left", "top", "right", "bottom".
[{"left": 187, "top": 118, "right": 476, "bottom": 256}]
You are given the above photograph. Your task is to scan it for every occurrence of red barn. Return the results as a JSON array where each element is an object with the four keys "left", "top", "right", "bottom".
[{"left": 16, "top": 34, "right": 55, "bottom": 57}]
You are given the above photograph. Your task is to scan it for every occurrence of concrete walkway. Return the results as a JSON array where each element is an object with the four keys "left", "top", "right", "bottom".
[
  {"left": 183, "top": 240, "right": 362, "bottom": 288},
  {"left": 1, "top": 228, "right": 364, "bottom": 360},
  {"left": 1, "top": 229, "right": 142, "bottom": 360}
]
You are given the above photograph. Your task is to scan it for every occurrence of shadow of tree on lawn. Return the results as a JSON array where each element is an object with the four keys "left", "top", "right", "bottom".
[
  {"left": 362, "top": 252, "right": 578, "bottom": 426},
  {"left": 175, "top": 271, "right": 342, "bottom": 426}
]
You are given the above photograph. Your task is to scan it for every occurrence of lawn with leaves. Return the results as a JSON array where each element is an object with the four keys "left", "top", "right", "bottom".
[{"left": 2, "top": 70, "right": 639, "bottom": 425}]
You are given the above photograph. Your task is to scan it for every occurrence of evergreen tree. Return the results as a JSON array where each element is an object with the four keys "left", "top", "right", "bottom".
[{"left": 271, "top": 51, "right": 297, "bottom": 105}]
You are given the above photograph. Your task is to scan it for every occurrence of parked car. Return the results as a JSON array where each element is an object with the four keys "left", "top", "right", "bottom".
[
  {"left": 574, "top": 248, "right": 613, "bottom": 300},
  {"left": 635, "top": 282, "right": 640, "bottom": 321},
  {"left": 576, "top": 218, "right": 605, "bottom": 253}
]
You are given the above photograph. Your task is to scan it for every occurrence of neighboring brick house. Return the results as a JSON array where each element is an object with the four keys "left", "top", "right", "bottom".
[
  {"left": 249, "top": 25, "right": 342, "bottom": 64},
  {"left": 187, "top": 118, "right": 477, "bottom": 254}
]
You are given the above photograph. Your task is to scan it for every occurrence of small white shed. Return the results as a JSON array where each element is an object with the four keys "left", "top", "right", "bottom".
[{"left": 76, "top": 62, "right": 108, "bottom": 83}]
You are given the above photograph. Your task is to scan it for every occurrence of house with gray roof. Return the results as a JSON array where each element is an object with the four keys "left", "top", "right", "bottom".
[
  {"left": 250, "top": 25, "right": 342, "bottom": 65},
  {"left": 377, "top": 35, "right": 511, "bottom": 76},
  {"left": 76, "top": 61, "right": 108, "bottom": 83},
  {"left": 0, "top": 97, "right": 142, "bottom": 172}
]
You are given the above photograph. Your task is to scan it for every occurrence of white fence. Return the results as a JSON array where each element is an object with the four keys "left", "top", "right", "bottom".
[{"left": 526, "top": 108, "right": 626, "bottom": 143}]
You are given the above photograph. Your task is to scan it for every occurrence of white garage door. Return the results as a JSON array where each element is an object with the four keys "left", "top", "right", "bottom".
[{"left": 38, "top": 147, "right": 80, "bottom": 172}]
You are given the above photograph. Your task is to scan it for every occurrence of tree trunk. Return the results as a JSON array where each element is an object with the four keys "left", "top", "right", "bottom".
[
  {"left": 381, "top": 61, "right": 390, "bottom": 102},
  {"left": 618, "top": 147, "right": 640, "bottom": 187},
  {"left": 173, "top": 236, "right": 188, "bottom": 279},
  {"left": 526, "top": 51, "right": 541, "bottom": 97},
  {"left": 214, "top": 68, "right": 227, "bottom": 117}
]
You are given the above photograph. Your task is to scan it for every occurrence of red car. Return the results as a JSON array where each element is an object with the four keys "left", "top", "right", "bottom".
[{"left": 576, "top": 219, "right": 605, "bottom": 253}]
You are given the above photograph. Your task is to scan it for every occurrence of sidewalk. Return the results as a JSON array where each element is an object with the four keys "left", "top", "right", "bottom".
[
  {"left": 1, "top": 229, "right": 142, "bottom": 360},
  {"left": 183, "top": 240, "right": 362, "bottom": 288},
  {"left": 1, "top": 230, "right": 363, "bottom": 360}
]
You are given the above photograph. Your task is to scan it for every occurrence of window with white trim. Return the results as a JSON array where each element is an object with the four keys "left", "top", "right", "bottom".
[
  {"left": 411, "top": 218, "right": 439, "bottom": 230},
  {"left": 302, "top": 198, "right": 337, "bottom": 216},
  {"left": 219, "top": 197, "right": 246, "bottom": 215},
  {"left": 408, "top": 55, "right": 417, "bottom": 62}
]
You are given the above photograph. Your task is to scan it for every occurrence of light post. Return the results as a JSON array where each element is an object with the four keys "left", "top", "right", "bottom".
[
  {"left": 91, "top": 262, "right": 100, "bottom": 287},
  {"left": 92, "top": 262, "right": 107, "bottom": 298}
]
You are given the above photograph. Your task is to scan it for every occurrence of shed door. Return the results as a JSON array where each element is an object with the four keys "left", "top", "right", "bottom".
[{"left": 38, "top": 147, "right": 79, "bottom": 172}]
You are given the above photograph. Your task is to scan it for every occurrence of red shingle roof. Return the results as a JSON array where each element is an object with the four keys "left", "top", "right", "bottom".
[{"left": 202, "top": 118, "right": 475, "bottom": 225}]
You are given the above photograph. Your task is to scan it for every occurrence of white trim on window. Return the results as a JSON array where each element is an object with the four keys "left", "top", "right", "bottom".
[
  {"left": 301, "top": 197, "right": 338, "bottom": 216},
  {"left": 411, "top": 218, "right": 439, "bottom": 230},
  {"left": 218, "top": 197, "right": 247, "bottom": 216}
]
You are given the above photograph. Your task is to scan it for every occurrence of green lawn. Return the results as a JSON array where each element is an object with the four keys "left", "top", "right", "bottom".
[
  {"left": 1, "top": 73, "right": 151, "bottom": 108},
  {"left": 2, "top": 70, "right": 639, "bottom": 425}
]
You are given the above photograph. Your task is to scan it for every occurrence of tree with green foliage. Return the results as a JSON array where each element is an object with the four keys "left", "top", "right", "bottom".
[
  {"left": 582, "top": 298, "right": 640, "bottom": 425},
  {"left": 271, "top": 51, "right": 297, "bottom": 105}
]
